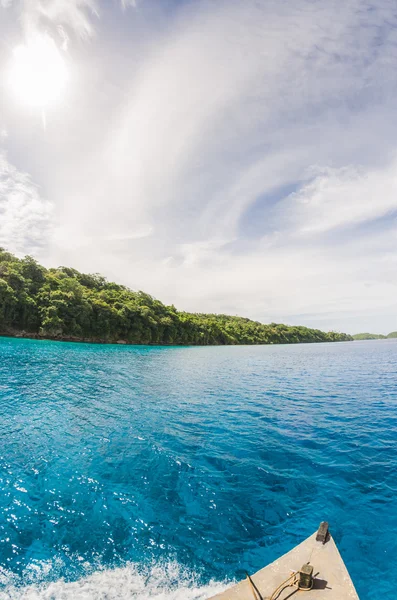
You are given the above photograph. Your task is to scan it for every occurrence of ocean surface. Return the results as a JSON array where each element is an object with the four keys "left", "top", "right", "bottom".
[{"left": 0, "top": 337, "right": 396, "bottom": 599}]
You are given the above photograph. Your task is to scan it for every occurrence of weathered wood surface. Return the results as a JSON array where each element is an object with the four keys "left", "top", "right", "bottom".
[{"left": 209, "top": 531, "right": 359, "bottom": 600}]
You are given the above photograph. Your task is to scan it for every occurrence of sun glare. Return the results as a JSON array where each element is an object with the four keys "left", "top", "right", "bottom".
[{"left": 8, "top": 35, "right": 68, "bottom": 109}]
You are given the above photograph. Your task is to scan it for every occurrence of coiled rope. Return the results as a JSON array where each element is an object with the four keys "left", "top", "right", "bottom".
[{"left": 246, "top": 568, "right": 313, "bottom": 600}]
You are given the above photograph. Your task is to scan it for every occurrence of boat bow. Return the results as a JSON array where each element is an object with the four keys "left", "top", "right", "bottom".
[{"left": 209, "top": 523, "right": 359, "bottom": 600}]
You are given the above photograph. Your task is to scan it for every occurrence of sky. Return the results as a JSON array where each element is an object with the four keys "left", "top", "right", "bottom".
[{"left": 1, "top": 0, "right": 397, "bottom": 334}]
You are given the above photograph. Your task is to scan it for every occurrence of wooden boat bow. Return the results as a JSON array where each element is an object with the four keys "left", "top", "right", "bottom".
[{"left": 209, "top": 523, "right": 359, "bottom": 600}]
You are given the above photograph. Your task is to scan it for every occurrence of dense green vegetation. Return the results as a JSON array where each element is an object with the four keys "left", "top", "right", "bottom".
[
  {"left": 0, "top": 249, "right": 352, "bottom": 345},
  {"left": 352, "top": 332, "right": 397, "bottom": 340},
  {"left": 352, "top": 333, "right": 386, "bottom": 340}
]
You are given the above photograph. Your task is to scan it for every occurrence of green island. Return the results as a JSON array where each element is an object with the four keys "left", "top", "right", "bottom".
[
  {"left": 352, "top": 332, "right": 397, "bottom": 340},
  {"left": 0, "top": 249, "right": 352, "bottom": 345}
]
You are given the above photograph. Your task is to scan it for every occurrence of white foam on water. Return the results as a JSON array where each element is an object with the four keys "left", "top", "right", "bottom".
[{"left": 0, "top": 561, "right": 229, "bottom": 600}]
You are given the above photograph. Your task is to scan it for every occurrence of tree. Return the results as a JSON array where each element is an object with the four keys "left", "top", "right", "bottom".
[{"left": 0, "top": 250, "right": 353, "bottom": 345}]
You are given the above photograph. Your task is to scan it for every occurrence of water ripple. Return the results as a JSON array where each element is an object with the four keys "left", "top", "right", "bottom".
[{"left": 0, "top": 338, "right": 396, "bottom": 599}]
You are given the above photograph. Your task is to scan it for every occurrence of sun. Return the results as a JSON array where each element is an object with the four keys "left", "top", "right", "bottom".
[{"left": 8, "top": 34, "right": 68, "bottom": 109}]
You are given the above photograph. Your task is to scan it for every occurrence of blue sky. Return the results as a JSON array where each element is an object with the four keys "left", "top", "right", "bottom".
[{"left": 1, "top": 0, "right": 397, "bottom": 334}]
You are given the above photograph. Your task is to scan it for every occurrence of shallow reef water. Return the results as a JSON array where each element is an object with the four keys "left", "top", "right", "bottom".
[{"left": 0, "top": 337, "right": 396, "bottom": 599}]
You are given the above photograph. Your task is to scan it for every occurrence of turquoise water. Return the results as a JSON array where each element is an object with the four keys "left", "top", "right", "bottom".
[{"left": 0, "top": 337, "right": 396, "bottom": 599}]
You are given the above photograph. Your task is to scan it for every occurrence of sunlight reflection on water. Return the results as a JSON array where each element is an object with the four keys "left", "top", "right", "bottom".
[{"left": 0, "top": 338, "right": 396, "bottom": 599}]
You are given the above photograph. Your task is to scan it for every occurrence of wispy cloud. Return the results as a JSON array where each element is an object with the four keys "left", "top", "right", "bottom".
[
  {"left": 2, "top": 0, "right": 397, "bottom": 332},
  {"left": 121, "top": 0, "right": 137, "bottom": 7},
  {"left": 273, "top": 161, "right": 397, "bottom": 235},
  {"left": 3, "top": 0, "right": 139, "bottom": 42},
  {"left": 3, "top": 0, "right": 99, "bottom": 43},
  {"left": 0, "top": 153, "right": 52, "bottom": 255}
]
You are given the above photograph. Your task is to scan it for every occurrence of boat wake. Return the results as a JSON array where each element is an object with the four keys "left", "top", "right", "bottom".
[{"left": 0, "top": 561, "right": 228, "bottom": 600}]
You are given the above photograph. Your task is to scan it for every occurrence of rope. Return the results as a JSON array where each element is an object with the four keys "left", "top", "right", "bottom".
[
  {"left": 245, "top": 573, "right": 263, "bottom": 600},
  {"left": 269, "top": 572, "right": 299, "bottom": 600},
  {"left": 269, "top": 568, "right": 314, "bottom": 600},
  {"left": 246, "top": 566, "right": 314, "bottom": 600}
]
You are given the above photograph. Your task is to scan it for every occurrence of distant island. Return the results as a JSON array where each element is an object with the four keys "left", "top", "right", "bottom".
[
  {"left": 352, "top": 332, "right": 397, "bottom": 340},
  {"left": 0, "top": 249, "right": 352, "bottom": 345}
]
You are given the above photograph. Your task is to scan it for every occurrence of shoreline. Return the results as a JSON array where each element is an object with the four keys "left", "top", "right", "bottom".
[
  {"left": 0, "top": 330, "right": 181, "bottom": 346},
  {"left": 0, "top": 329, "right": 353, "bottom": 347},
  {"left": 0, "top": 251, "right": 353, "bottom": 346}
]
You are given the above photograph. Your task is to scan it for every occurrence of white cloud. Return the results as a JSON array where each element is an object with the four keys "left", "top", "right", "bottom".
[
  {"left": 103, "top": 224, "right": 153, "bottom": 242},
  {"left": 2, "top": 0, "right": 139, "bottom": 42},
  {"left": 274, "top": 161, "right": 397, "bottom": 235},
  {"left": 155, "top": 157, "right": 397, "bottom": 319},
  {"left": 121, "top": 0, "right": 137, "bottom": 7},
  {"left": 2, "top": 0, "right": 397, "bottom": 333},
  {"left": 2, "top": 0, "right": 99, "bottom": 42},
  {"left": 0, "top": 154, "right": 52, "bottom": 256}
]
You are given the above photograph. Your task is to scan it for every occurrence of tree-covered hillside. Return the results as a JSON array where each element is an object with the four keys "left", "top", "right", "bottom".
[
  {"left": 352, "top": 332, "right": 397, "bottom": 340},
  {"left": 352, "top": 333, "right": 386, "bottom": 340},
  {"left": 0, "top": 249, "right": 352, "bottom": 345}
]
